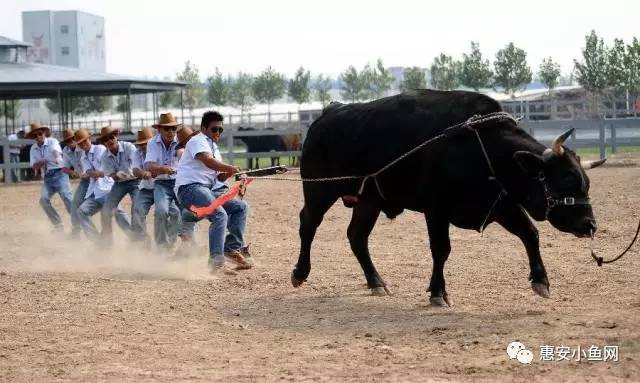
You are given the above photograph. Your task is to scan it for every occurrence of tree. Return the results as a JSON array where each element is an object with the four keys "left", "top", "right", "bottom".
[
  {"left": 206, "top": 67, "right": 229, "bottom": 107},
  {"left": 0, "top": 100, "right": 21, "bottom": 121},
  {"left": 493, "top": 42, "right": 532, "bottom": 97},
  {"left": 314, "top": 74, "right": 332, "bottom": 107},
  {"left": 430, "top": 53, "right": 461, "bottom": 90},
  {"left": 159, "top": 91, "right": 177, "bottom": 109},
  {"left": 361, "top": 59, "right": 394, "bottom": 99},
  {"left": 574, "top": 31, "right": 609, "bottom": 97},
  {"left": 252, "top": 66, "right": 286, "bottom": 115},
  {"left": 538, "top": 57, "right": 561, "bottom": 94},
  {"left": 460, "top": 42, "right": 493, "bottom": 91},
  {"left": 606, "top": 38, "right": 627, "bottom": 98},
  {"left": 400, "top": 67, "right": 427, "bottom": 91},
  {"left": 176, "top": 61, "right": 204, "bottom": 115},
  {"left": 625, "top": 38, "right": 640, "bottom": 108},
  {"left": 288, "top": 66, "right": 311, "bottom": 108},
  {"left": 228, "top": 72, "right": 255, "bottom": 121},
  {"left": 340, "top": 66, "right": 363, "bottom": 102},
  {"left": 84, "top": 96, "right": 112, "bottom": 116}
]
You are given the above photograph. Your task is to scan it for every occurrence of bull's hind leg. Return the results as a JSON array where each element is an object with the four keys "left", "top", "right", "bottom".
[
  {"left": 291, "top": 193, "right": 338, "bottom": 287},
  {"left": 347, "top": 203, "right": 389, "bottom": 296},
  {"left": 425, "top": 213, "right": 452, "bottom": 307}
]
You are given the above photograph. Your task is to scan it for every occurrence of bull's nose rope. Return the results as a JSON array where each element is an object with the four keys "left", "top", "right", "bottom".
[{"left": 590, "top": 217, "right": 640, "bottom": 266}]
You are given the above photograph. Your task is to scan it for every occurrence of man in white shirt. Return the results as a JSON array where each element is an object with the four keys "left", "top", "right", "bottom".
[
  {"left": 74, "top": 128, "right": 128, "bottom": 240},
  {"left": 27, "top": 122, "right": 73, "bottom": 231},
  {"left": 98, "top": 126, "right": 140, "bottom": 245},
  {"left": 175, "top": 111, "right": 252, "bottom": 274},
  {"left": 60, "top": 128, "right": 85, "bottom": 237},
  {"left": 146, "top": 113, "right": 182, "bottom": 250},
  {"left": 131, "top": 127, "right": 156, "bottom": 244},
  {"left": 7, "top": 130, "right": 22, "bottom": 182}
]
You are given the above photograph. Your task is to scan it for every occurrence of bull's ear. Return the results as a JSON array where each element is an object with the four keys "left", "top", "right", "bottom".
[{"left": 514, "top": 151, "right": 545, "bottom": 177}]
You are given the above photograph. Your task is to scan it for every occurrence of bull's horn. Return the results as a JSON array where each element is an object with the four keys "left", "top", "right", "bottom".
[
  {"left": 551, "top": 128, "right": 575, "bottom": 156},
  {"left": 581, "top": 158, "right": 607, "bottom": 170}
]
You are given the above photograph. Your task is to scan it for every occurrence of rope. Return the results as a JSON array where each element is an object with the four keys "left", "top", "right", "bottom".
[{"left": 590, "top": 217, "right": 640, "bottom": 266}]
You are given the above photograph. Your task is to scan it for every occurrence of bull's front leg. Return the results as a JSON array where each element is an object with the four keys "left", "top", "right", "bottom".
[
  {"left": 425, "top": 213, "right": 452, "bottom": 307},
  {"left": 496, "top": 204, "right": 550, "bottom": 298}
]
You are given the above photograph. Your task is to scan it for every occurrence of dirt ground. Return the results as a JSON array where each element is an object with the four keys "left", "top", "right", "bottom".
[{"left": 0, "top": 167, "right": 639, "bottom": 382}]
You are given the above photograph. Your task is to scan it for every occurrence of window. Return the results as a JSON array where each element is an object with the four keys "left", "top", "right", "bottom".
[
  {"left": 60, "top": 25, "right": 69, "bottom": 34},
  {"left": 61, "top": 46, "right": 70, "bottom": 55}
]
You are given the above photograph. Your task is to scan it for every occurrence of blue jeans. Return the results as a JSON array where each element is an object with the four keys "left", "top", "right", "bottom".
[
  {"left": 40, "top": 169, "right": 73, "bottom": 229},
  {"left": 153, "top": 180, "right": 182, "bottom": 248},
  {"left": 10, "top": 153, "right": 19, "bottom": 182},
  {"left": 131, "top": 188, "right": 155, "bottom": 242},
  {"left": 101, "top": 179, "right": 140, "bottom": 244},
  {"left": 71, "top": 179, "right": 90, "bottom": 235},
  {"left": 78, "top": 194, "right": 129, "bottom": 240},
  {"left": 177, "top": 184, "right": 248, "bottom": 260}
]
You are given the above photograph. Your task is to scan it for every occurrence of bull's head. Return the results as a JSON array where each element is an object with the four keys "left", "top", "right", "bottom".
[{"left": 513, "top": 128, "right": 605, "bottom": 237}]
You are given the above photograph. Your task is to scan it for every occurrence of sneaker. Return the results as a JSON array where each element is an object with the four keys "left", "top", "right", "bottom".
[
  {"left": 240, "top": 245, "right": 254, "bottom": 267},
  {"left": 208, "top": 263, "right": 238, "bottom": 276},
  {"left": 224, "top": 249, "right": 252, "bottom": 270}
]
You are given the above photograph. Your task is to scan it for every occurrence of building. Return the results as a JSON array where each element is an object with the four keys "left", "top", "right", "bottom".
[{"left": 22, "top": 10, "right": 106, "bottom": 72}]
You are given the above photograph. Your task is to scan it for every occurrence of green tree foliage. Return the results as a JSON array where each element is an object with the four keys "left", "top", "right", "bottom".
[
  {"left": 574, "top": 30, "right": 609, "bottom": 96},
  {"left": 430, "top": 53, "right": 461, "bottom": 90},
  {"left": 538, "top": 57, "right": 561, "bottom": 94},
  {"left": 361, "top": 59, "right": 394, "bottom": 99},
  {"left": 314, "top": 74, "right": 332, "bottom": 107},
  {"left": 0, "top": 100, "right": 21, "bottom": 121},
  {"left": 625, "top": 38, "right": 640, "bottom": 100},
  {"left": 206, "top": 67, "right": 229, "bottom": 107},
  {"left": 400, "top": 67, "right": 427, "bottom": 91},
  {"left": 288, "top": 66, "right": 311, "bottom": 107},
  {"left": 84, "top": 96, "right": 112, "bottom": 115},
  {"left": 176, "top": 61, "right": 204, "bottom": 115},
  {"left": 460, "top": 42, "right": 493, "bottom": 91},
  {"left": 493, "top": 42, "right": 533, "bottom": 97},
  {"left": 159, "top": 91, "right": 177, "bottom": 109},
  {"left": 607, "top": 38, "right": 627, "bottom": 97},
  {"left": 228, "top": 72, "right": 255, "bottom": 120},
  {"left": 340, "top": 66, "right": 363, "bottom": 102},
  {"left": 252, "top": 66, "right": 286, "bottom": 114}
]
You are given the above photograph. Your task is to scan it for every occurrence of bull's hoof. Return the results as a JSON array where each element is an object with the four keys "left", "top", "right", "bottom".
[
  {"left": 371, "top": 287, "right": 387, "bottom": 296},
  {"left": 291, "top": 271, "right": 305, "bottom": 288},
  {"left": 429, "top": 296, "right": 450, "bottom": 308},
  {"left": 531, "top": 282, "right": 550, "bottom": 298}
]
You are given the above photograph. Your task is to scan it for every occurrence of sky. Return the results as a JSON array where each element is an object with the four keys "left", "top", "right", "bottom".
[{"left": 1, "top": 0, "right": 639, "bottom": 80}]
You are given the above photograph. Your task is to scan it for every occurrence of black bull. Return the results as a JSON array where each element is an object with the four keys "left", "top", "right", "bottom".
[{"left": 291, "top": 90, "right": 604, "bottom": 306}]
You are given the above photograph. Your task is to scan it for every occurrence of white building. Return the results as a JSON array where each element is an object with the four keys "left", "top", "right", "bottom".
[{"left": 22, "top": 10, "right": 105, "bottom": 73}]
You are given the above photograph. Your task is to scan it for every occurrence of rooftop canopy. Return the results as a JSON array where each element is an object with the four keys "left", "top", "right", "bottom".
[
  {"left": 0, "top": 62, "right": 185, "bottom": 99},
  {"left": 0, "top": 35, "right": 32, "bottom": 48}
]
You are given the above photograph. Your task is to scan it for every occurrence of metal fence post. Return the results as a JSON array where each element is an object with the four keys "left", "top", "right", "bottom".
[
  {"left": 610, "top": 122, "right": 617, "bottom": 154},
  {"left": 2, "top": 137, "right": 11, "bottom": 184},
  {"left": 226, "top": 127, "right": 235, "bottom": 166},
  {"left": 598, "top": 120, "right": 606, "bottom": 160}
]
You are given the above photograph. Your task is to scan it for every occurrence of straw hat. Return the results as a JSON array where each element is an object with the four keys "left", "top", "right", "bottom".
[
  {"left": 74, "top": 128, "right": 92, "bottom": 145},
  {"left": 61, "top": 128, "right": 75, "bottom": 144},
  {"left": 176, "top": 126, "right": 199, "bottom": 148},
  {"left": 134, "top": 127, "right": 154, "bottom": 145},
  {"left": 25, "top": 122, "right": 51, "bottom": 139},
  {"left": 97, "top": 126, "right": 120, "bottom": 144},
  {"left": 153, "top": 112, "right": 182, "bottom": 128}
]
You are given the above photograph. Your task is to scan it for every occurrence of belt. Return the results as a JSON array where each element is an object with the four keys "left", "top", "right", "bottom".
[{"left": 45, "top": 168, "right": 63, "bottom": 177}]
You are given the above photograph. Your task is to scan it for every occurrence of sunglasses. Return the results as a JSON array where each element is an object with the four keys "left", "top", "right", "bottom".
[
  {"left": 210, "top": 127, "right": 224, "bottom": 133},
  {"left": 162, "top": 126, "right": 178, "bottom": 132},
  {"left": 105, "top": 134, "right": 118, "bottom": 142},
  {"left": 35, "top": 131, "right": 46, "bottom": 137}
]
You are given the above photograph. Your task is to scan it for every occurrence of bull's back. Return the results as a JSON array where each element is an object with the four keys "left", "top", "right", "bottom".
[{"left": 302, "top": 90, "right": 502, "bottom": 176}]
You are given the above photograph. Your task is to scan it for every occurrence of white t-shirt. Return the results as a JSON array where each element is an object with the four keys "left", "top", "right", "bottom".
[
  {"left": 145, "top": 134, "right": 179, "bottom": 180},
  {"left": 30, "top": 137, "right": 63, "bottom": 171},
  {"left": 81, "top": 144, "right": 114, "bottom": 200},
  {"left": 132, "top": 149, "right": 154, "bottom": 190},
  {"left": 175, "top": 132, "right": 225, "bottom": 190}
]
